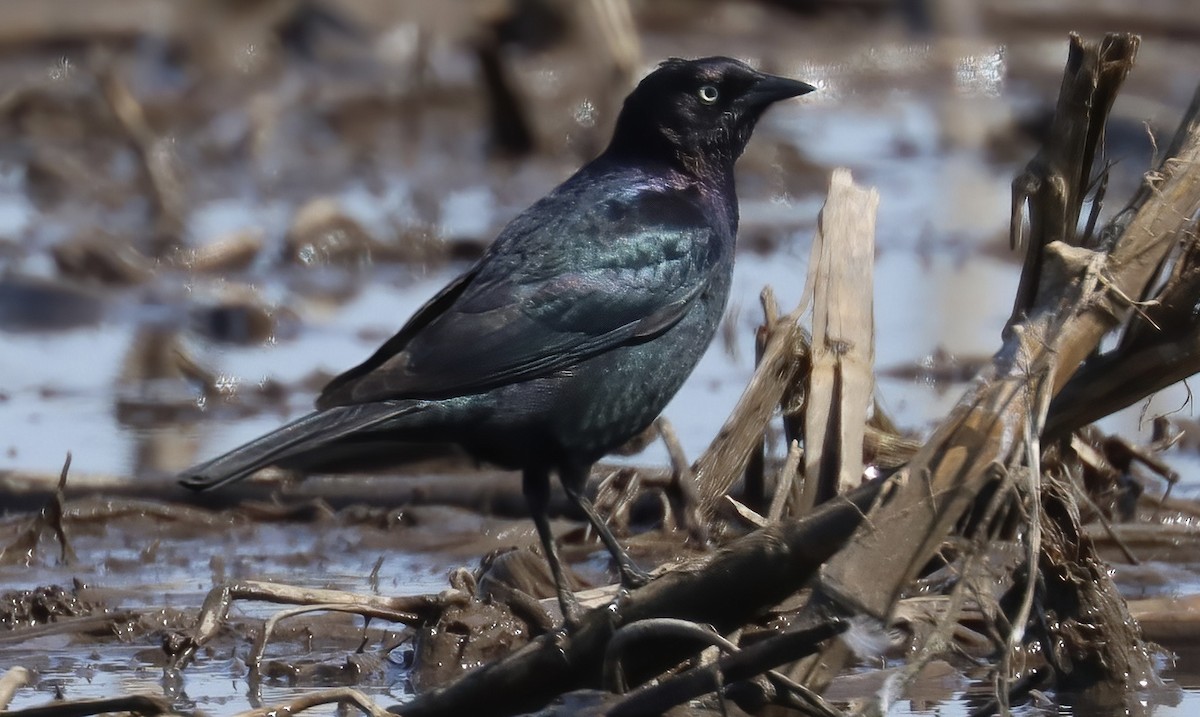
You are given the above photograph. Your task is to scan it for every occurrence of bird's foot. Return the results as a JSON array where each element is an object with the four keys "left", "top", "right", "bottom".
[
  {"left": 556, "top": 588, "right": 585, "bottom": 630},
  {"left": 617, "top": 560, "right": 652, "bottom": 589}
]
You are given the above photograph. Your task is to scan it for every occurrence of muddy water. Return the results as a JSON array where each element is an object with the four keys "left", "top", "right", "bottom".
[{"left": 3, "top": 3, "right": 1200, "bottom": 715}]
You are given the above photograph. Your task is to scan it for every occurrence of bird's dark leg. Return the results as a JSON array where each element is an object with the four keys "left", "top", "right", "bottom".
[
  {"left": 560, "top": 464, "right": 651, "bottom": 589},
  {"left": 523, "top": 467, "right": 583, "bottom": 626}
]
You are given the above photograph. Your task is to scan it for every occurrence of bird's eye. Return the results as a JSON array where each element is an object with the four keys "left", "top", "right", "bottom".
[{"left": 697, "top": 85, "right": 719, "bottom": 105}]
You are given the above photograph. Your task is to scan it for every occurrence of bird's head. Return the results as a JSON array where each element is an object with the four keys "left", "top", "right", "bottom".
[{"left": 606, "top": 56, "right": 815, "bottom": 178}]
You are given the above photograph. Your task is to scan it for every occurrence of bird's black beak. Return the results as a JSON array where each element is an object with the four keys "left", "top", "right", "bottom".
[{"left": 743, "top": 74, "right": 817, "bottom": 109}]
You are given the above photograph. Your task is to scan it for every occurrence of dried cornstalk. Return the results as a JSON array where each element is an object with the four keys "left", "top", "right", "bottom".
[{"left": 799, "top": 168, "right": 878, "bottom": 511}]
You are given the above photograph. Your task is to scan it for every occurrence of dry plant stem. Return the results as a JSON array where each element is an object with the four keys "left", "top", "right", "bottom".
[
  {"left": 49, "top": 453, "right": 74, "bottom": 563},
  {"left": 66, "top": 497, "right": 230, "bottom": 526},
  {"left": 0, "top": 667, "right": 31, "bottom": 711},
  {"left": 1035, "top": 472, "right": 1156, "bottom": 701},
  {"left": 861, "top": 551, "right": 990, "bottom": 717},
  {"left": 248, "top": 603, "right": 414, "bottom": 672},
  {"left": 787, "top": 441, "right": 807, "bottom": 513},
  {"left": 761, "top": 671, "right": 844, "bottom": 717},
  {"left": 743, "top": 291, "right": 777, "bottom": 512},
  {"left": 232, "top": 688, "right": 391, "bottom": 717},
  {"left": 825, "top": 33, "right": 1142, "bottom": 618},
  {"left": 858, "top": 466, "right": 1018, "bottom": 717},
  {"left": 485, "top": 579, "right": 558, "bottom": 635},
  {"left": 1008, "top": 34, "right": 1132, "bottom": 321},
  {"left": 812, "top": 34, "right": 1179, "bottom": 699},
  {"left": 0, "top": 453, "right": 75, "bottom": 566},
  {"left": 654, "top": 416, "right": 706, "bottom": 542},
  {"left": 1123, "top": 435, "right": 1181, "bottom": 485},
  {"left": 1089, "top": 521, "right": 1200, "bottom": 553},
  {"left": 171, "top": 580, "right": 449, "bottom": 669},
  {"left": 995, "top": 447, "right": 1047, "bottom": 713},
  {"left": 0, "top": 611, "right": 140, "bottom": 645},
  {"left": 1128, "top": 594, "right": 1200, "bottom": 643},
  {"left": 656, "top": 418, "right": 691, "bottom": 485},
  {"left": 1008, "top": 390, "right": 1052, "bottom": 662},
  {"left": 1068, "top": 473, "right": 1140, "bottom": 565},
  {"left": 396, "top": 482, "right": 880, "bottom": 717},
  {"left": 817, "top": 331, "right": 1052, "bottom": 620},
  {"left": 721, "top": 495, "right": 769, "bottom": 529},
  {"left": 599, "top": 469, "right": 641, "bottom": 533},
  {"left": 602, "top": 618, "right": 739, "bottom": 693},
  {"left": 4, "top": 463, "right": 631, "bottom": 519},
  {"left": 1138, "top": 489, "right": 1200, "bottom": 520},
  {"left": 605, "top": 616, "right": 847, "bottom": 717},
  {"left": 1041, "top": 94, "right": 1200, "bottom": 402},
  {"left": 800, "top": 168, "right": 878, "bottom": 510},
  {"left": 1046, "top": 308, "right": 1200, "bottom": 436},
  {"left": 1046, "top": 175, "right": 1200, "bottom": 438},
  {"left": 582, "top": 0, "right": 641, "bottom": 83},
  {"left": 768, "top": 440, "right": 803, "bottom": 522},
  {"left": 695, "top": 301, "right": 809, "bottom": 518},
  {"left": 593, "top": 469, "right": 628, "bottom": 527},
  {"left": 0, "top": 695, "right": 171, "bottom": 717},
  {"left": 968, "top": 668, "right": 1052, "bottom": 717},
  {"left": 863, "top": 423, "right": 921, "bottom": 470},
  {"left": 97, "top": 62, "right": 185, "bottom": 250}
]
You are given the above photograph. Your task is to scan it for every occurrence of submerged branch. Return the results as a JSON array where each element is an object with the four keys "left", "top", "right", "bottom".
[{"left": 397, "top": 482, "right": 880, "bottom": 717}]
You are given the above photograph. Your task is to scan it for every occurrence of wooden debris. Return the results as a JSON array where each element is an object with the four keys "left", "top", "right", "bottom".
[
  {"left": 170, "top": 229, "right": 265, "bottom": 274},
  {"left": 396, "top": 483, "right": 880, "bottom": 717},
  {"left": 799, "top": 167, "right": 879, "bottom": 511},
  {"left": 231, "top": 688, "right": 391, "bottom": 717},
  {"left": 50, "top": 233, "right": 156, "bottom": 285},
  {"left": 97, "top": 58, "right": 186, "bottom": 254},
  {"left": 741, "top": 290, "right": 777, "bottom": 513},
  {"left": 0, "top": 610, "right": 140, "bottom": 646},
  {"left": 766, "top": 440, "right": 803, "bottom": 523},
  {"left": 1044, "top": 85, "right": 1200, "bottom": 440},
  {"left": 167, "top": 579, "right": 453, "bottom": 670},
  {"left": 0, "top": 667, "right": 32, "bottom": 711},
  {"left": 602, "top": 616, "right": 844, "bottom": 717},
  {"left": 0, "top": 694, "right": 172, "bottom": 717},
  {"left": 0, "top": 454, "right": 76, "bottom": 566},
  {"left": 1129, "top": 594, "right": 1200, "bottom": 643},
  {"left": 795, "top": 32, "right": 1200, "bottom": 706},
  {"left": 693, "top": 303, "right": 809, "bottom": 518}
]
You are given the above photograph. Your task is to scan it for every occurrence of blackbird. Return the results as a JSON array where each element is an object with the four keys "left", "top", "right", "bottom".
[{"left": 180, "top": 56, "right": 815, "bottom": 622}]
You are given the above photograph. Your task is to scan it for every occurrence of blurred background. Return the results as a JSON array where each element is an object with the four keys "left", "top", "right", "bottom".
[{"left": 0, "top": 0, "right": 1197, "bottom": 486}]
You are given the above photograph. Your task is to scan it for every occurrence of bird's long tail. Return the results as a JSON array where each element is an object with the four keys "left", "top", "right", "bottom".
[{"left": 178, "top": 402, "right": 422, "bottom": 492}]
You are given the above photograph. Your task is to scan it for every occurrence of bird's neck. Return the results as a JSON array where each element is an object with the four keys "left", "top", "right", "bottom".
[
  {"left": 605, "top": 120, "right": 739, "bottom": 183},
  {"left": 582, "top": 143, "right": 740, "bottom": 243},
  {"left": 591, "top": 148, "right": 737, "bottom": 222},
  {"left": 677, "top": 151, "right": 740, "bottom": 235}
]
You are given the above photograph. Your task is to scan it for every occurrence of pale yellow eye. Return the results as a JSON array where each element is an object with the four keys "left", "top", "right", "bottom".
[{"left": 697, "top": 85, "right": 719, "bottom": 104}]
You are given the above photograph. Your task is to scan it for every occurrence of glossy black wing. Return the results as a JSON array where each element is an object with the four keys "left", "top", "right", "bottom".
[
  {"left": 316, "top": 265, "right": 479, "bottom": 409},
  {"left": 318, "top": 183, "right": 722, "bottom": 407}
]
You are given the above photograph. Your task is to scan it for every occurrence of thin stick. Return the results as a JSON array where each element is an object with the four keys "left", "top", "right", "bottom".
[
  {"left": 171, "top": 579, "right": 450, "bottom": 669},
  {"left": 767, "top": 440, "right": 803, "bottom": 522},
  {"left": 0, "top": 667, "right": 31, "bottom": 711},
  {"left": 0, "top": 694, "right": 170, "bottom": 717},
  {"left": 248, "top": 603, "right": 418, "bottom": 672},
  {"left": 232, "top": 688, "right": 391, "bottom": 717}
]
